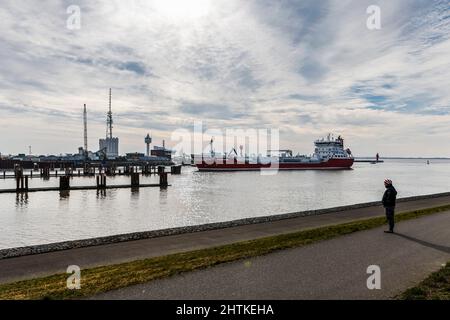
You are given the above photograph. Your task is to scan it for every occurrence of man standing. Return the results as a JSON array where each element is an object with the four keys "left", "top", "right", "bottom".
[{"left": 382, "top": 179, "right": 397, "bottom": 233}]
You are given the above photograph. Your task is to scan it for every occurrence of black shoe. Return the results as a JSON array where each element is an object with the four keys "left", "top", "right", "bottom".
[{"left": 384, "top": 230, "right": 394, "bottom": 234}]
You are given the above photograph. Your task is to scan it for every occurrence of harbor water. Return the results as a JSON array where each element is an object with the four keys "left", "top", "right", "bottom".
[{"left": 1, "top": 159, "right": 450, "bottom": 249}]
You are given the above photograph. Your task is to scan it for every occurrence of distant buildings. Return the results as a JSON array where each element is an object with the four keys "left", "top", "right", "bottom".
[
  {"left": 1, "top": 89, "right": 176, "bottom": 164},
  {"left": 151, "top": 141, "right": 173, "bottom": 160},
  {"left": 125, "top": 152, "right": 145, "bottom": 161},
  {"left": 99, "top": 137, "right": 119, "bottom": 158}
]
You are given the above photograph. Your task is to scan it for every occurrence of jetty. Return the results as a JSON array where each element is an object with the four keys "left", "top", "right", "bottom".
[
  {"left": 0, "top": 165, "right": 183, "bottom": 194},
  {"left": 354, "top": 159, "right": 384, "bottom": 163}
]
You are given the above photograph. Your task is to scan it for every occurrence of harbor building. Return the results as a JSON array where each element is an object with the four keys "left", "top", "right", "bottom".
[
  {"left": 99, "top": 137, "right": 119, "bottom": 158},
  {"left": 151, "top": 140, "right": 173, "bottom": 160}
]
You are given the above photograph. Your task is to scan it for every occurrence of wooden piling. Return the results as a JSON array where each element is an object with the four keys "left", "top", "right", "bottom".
[
  {"left": 96, "top": 174, "right": 106, "bottom": 189},
  {"left": 158, "top": 166, "right": 167, "bottom": 187},
  {"left": 15, "top": 176, "right": 26, "bottom": 192},
  {"left": 131, "top": 173, "right": 140, "bottom": 188},
  {"left": 171, "top": 165, "right": 182, "bottom": 175},
  {"left": 159, "top": 172, "right": 168, "bottom": 187},
  {"left": 41, "top": 167, "right": 50, "bottom": 179},
  {"left": 59, "top": 176, "right": 70, "bottom": 190}
]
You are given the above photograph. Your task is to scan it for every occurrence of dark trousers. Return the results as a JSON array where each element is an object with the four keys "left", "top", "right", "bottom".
[{"left": 385, "top": 207, "right": 395, "bottom": 231}]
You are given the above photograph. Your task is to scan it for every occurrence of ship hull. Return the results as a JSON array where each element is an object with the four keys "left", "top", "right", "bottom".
[{"left": 196, "top": 158, "right": 354, "bottom": 172}]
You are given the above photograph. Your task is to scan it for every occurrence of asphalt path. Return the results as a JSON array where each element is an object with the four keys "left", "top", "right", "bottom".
[{"left": 93, "top": 212, "right": 450, "bottom": 300}]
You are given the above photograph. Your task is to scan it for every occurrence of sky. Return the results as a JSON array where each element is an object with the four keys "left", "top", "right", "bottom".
[{"left": 0, "top": 0, "right": 450, "bottom": 157}]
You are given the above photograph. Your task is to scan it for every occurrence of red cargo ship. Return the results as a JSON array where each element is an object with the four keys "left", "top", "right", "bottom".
[{"left": 196, "top": 134, "right": 354, "bottom": 171}]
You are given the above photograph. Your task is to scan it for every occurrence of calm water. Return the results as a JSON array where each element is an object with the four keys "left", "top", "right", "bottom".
[{"left": 1, "top": 159, "right": 450, "bottom": 249}]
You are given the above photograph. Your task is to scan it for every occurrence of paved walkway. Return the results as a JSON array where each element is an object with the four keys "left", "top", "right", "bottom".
[
  {"left": 1, "top": 194, "right": 450, "bottom": 285},
  {"left": 93, "top": 212, "right": 450, "bottom": 300}
]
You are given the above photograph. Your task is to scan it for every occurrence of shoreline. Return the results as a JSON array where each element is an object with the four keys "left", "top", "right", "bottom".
[{"left": 2, "top": 191, "right": 450, "bottom": 260}]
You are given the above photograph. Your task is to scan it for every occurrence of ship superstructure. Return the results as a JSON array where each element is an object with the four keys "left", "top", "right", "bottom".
[{"left": 196, "top": 134, "right": 354, "bottom": 171}]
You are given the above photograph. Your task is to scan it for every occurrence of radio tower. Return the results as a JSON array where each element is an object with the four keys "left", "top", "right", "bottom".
[
  {"left": 83, "top": 104, "right": 88, "bottom": 158},
  {"left": 106, "top": 88, "right": 113, "bottom": 139},
  {"left": 145, "top": 133, "right": 152, "bottom": 156}
]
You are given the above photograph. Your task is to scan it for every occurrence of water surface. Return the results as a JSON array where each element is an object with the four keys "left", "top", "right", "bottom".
[{"left": 1, "top": 159, "right": 449, "bottom": 249}]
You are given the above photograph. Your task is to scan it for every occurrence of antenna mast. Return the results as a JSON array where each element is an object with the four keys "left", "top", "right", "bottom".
[
  {"left": 106, "top": 88, "right": 113, "bottom": 139},
  {"left": 83, "top": 104, "right": 88, "bottom": 157}
]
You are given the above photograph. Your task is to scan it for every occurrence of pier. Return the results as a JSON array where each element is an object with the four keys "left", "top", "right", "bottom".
[
  {"left": 0, "top": 165, "right": 182, "bottom": 194},
  {"left": 1, "top": 164, "right": 182, "bottom": 179},
  {"left": 354, "top": 159, "right": 384, "bottom": 163},
  {"left": 354, "top": 153, "right": 384, "bottom": 163}
]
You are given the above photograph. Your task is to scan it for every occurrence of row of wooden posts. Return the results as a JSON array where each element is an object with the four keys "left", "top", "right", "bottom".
[
  {"left": 16, "top": 175, "right": 29, "bottom": 192},
  {"left": 4, "top": 165, "right": 182, "bottom": 180},
  {"left": 14, "top": 166, "right": 171, "bottom": 192}
]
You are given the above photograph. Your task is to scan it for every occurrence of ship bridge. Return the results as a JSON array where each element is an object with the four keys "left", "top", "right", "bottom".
[{"left": 314, "top": 135, "right": 351, "bottom": 159}]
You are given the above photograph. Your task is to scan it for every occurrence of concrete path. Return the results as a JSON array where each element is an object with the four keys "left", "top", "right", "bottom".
[
  {"left": 1, "top": 194, "right": 450, "bottom": 285},
  {"left": 93, "top": 211, "right": 450, "bottom": 300}
]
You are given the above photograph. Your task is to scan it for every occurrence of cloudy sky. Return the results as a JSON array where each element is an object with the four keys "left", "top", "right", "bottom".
[{"left": 0, "top": 0, "right": 449, "bottom": 157}]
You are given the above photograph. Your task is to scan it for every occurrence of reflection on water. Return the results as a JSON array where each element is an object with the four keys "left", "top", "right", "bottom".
[
  {"left": 96, "top": 189, "right": 107, "bottom": 199},
  {"left": 15, "top": 193, "right": 29, "bottom": 209},
  {"left": 1, "top": 159, "right": 450, "bottom": 249},
  {"left": 59, "top": 190, "right": 70, "bottom": 199}
]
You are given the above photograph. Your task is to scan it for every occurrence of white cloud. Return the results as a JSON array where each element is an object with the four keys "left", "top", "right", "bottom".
[{"left": 0, "top": 0, "right": 449, "bottom": 156}]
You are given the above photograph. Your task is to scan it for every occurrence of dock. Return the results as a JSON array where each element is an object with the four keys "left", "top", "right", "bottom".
[
  {"left": 354, "top": 159, "right": 384, "bottom": 163},
  {"left": 0, "top": 165, "right": 182, "bottom": 194}
]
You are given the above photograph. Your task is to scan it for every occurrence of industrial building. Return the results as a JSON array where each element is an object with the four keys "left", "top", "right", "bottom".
[
  {"left": 99, "top": 137, "right": 119, "bottom": 159},
  {"left": 151, "top": 140, "right": 173, "bottom": 160}
]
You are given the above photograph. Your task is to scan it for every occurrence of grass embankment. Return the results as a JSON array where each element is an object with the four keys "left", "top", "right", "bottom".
[
  {"left": 1, "top": 204, "right": 450, "bottom": 300},
  {"left": 399, "top": 262, "right": 450, "bottom": 300}
]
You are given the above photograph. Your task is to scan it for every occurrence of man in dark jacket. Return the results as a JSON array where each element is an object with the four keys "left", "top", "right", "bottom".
[{"left": 382, "top": 179, "right": 397, "bottom": 233}]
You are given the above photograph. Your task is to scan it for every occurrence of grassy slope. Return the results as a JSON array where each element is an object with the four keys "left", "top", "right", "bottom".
[
  {"left": 1, "top": 204, "right": 450, "bottom": 300},
  {"left": 399, "top": 262, "right": 450, "bottom": 300}
]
